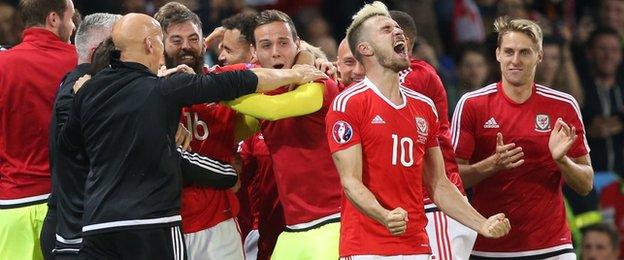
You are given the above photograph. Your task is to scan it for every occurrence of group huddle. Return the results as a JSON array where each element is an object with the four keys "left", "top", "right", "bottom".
[{"left": 0, "top": 0, "right": 595, "bottom": 260}]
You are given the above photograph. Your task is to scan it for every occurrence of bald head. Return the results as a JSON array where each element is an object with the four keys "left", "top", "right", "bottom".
[
  {"left": 112, "top": 13, "right": 164, "bottom": 74},
  {"left": 113, "top": 13, "right": 161, "bottom": 51},
  {"left": 336, "top": 38, "right": 365, "bottom": 86}
]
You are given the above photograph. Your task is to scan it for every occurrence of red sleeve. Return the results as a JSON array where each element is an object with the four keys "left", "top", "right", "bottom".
[
  {"left": 425, "top": 107, "right": 440, "bottom": 148},
  {"left": 451, "top": 98, "right": 476, "bottom": 160},
  {"left": 325, "top": 100, "right": 361, "bottom": 153},
  {"left": 424, "top": 64, "right": 450, "bottom": 126},
  {"left": 564, "top": 103, "right": 590, "bottom": 158},
  {"left": 322, "top": 78, "right": 340, "bottom": 109}
]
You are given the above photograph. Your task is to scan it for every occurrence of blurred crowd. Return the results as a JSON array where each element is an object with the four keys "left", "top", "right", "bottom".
[{"left": 1, "top": 0, "right": 623, "bottom": 257}]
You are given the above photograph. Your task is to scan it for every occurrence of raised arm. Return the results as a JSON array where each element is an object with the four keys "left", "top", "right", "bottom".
[
  {"left": 332, "top": 145, "right": 408, "bottom": 236},
  {"left": 424, "top": 146, "right": 511, "bottom": 238},
  {"left": 160, "top": 64, "right": 327, "bottom": 107},
  {"left": 251, "top": 64, "right": 327, "bottom": 93},
  {"left": 226, "top": 82, "right": 324, "bottom": 121}
]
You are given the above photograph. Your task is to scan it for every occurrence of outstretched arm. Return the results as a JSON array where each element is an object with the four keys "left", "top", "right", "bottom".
[
  {"left": 251, "top": 65, "right": 327, "bottom": 93},
  {"left": 226, "top": 82, "right": 324, "bottom": 121}
]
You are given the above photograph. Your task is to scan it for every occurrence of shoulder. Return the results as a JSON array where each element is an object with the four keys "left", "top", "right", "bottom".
[
  {"left": 402, "top": 87, "right": 438, "bottom": 117},
  {"left": 331, "top": 81, "right": 370, "bottom": 113},
  {"left": 535, "top": 84, "right": 582, "bottom": 115},
  {"left": 456, "top": 83, "right": 498, "bottom": 108},
  {"left": 400, "top": 59, "right": 437, "bottom": 79},
  {"left": 411, "top": 59, "right": 437, "bottom": 74}
]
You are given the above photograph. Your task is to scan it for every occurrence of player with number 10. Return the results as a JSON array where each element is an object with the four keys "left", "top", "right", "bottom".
[{"left": 326, "top": 2, "right": 511, "bottom": 259}]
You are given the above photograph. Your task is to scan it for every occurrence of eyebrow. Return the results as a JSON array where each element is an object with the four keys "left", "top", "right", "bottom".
[{"left": 169, "top": 33, "right": 200, "bottom": 39}]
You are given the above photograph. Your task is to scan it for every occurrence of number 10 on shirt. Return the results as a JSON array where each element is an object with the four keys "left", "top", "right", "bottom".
[{"left": 391, "top": 134, "right": 414, "bottom": 167}]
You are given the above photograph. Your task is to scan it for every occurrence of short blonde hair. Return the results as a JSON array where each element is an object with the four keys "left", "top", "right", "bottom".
[
  {"left": 345, "top": 1, "right": 390, "bottom": 63},
  {"left": 494, "top": 16, "right": 543, "bottom": 51}
]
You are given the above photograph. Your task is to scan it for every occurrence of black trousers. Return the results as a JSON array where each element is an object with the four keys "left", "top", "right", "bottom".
[
  {"left": 40, "top": 206, "right": 57, "bottom": 260},
  {"left": 79, "top": 226, "right": 186, "bottom": 260}
]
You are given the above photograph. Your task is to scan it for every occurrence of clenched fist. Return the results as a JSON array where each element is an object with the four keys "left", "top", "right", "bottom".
[
  {"left": 479, "top": 213, "right": 511, "bottom": 238},
  {"left": 383, "top": 207, "right": 409, "bottom": 236}
]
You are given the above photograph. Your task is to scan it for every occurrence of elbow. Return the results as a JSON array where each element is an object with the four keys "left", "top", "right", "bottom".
[
  {"left": 577, "top": 170, "right": 595, "bottom": 196},
  {"left": 576, "top": 181, "right": 594, "bottom": 196}
]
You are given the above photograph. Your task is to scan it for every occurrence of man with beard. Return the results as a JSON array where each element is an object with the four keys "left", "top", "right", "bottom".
[
  {"left": 217, "top": 12, "right": 256, "bottom": 66},
  {"left": 155, "top": 4, "right": 248, "bottom": 259},
  {"left": 0, "top": 0, "right": 77, "bottom": 259},
  {"left": 452, "top": 17, "right": 593, "bottom": 259},
  {"left": 155, "top": 4, "right": 326, "bottom": 259},
  {"left": 60, "top": 12, "right": 325, "bottom": 259},
  {"left": 390, "top": 10, "right": 478, "bottom": 260},
  {"left": 327, "top": 2, "right": 511, "bottom": 259}
]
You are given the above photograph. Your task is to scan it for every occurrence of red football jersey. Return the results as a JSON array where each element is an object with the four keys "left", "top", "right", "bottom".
[
  {"left": 260, "top": 79, "right": 342, "bottom": 227},
  {"left": 400, "top": 58, "right": 464, "bottom": 203},
  {"left": 452, "top": 82, "right": 589, "bottom": 256},
  {"left": 326, "top": 78, "right": 439, "bottom": 256},
  {"left": 179, "top": 66, "right": 243, "bottom": 233},
  {"left": 239, "top": 133, "right": 285, "bottom": 260},
  {"left": 600, "top": 181, "right": 624, "bottom": 259},
  {"left": 0, "top": 28, "right": 77, "bottom": 205}
]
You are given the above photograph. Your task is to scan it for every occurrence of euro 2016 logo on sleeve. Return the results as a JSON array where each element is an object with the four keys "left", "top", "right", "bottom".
[
  {"left": 535, "top": 114, "right": 551, "bottom": 132},
  {"left": 332, "top": 121, "right": 353, "bottom": 144}
]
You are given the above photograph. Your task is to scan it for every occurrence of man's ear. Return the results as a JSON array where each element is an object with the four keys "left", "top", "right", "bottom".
[
  {"left": 45, "top": 11, "right": 61, "bottom": 30},
  {"left": 295, "top": 36, "right": 301, "bottom": 51},
  {"left": 249, "top": 45, "right": 257, "bottom": 64},
  {"left": 250, "top": 44, "right": 257, "bottom": 57},
  {"left": 145, "top": 37, "right": 154, "bottom": 54},
  {"left": 495, "top": 47, "right": 501, "bottom": 63},
  {"left": 357, "top": 42, "right": 373, "bottom": 57},
  {"left": 537, "top": 49, "right": 543, "bottom": 63}
]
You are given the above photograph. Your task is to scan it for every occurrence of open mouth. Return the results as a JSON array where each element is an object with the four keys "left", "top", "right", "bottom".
[
  {"left": 273, "top": 64, "right": 285, "bottom": 69},
  {"left": 180, "top": 55, "right": 195, "bottom": 61},
  {"left": 393, "top": 41, "right": 406, "bottom": 55}
]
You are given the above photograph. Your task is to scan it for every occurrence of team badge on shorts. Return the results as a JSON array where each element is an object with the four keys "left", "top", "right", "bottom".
[
  {"left": 415, "top": 117, "right": 428, "bottom": 136},
  {"left": 534, "top": 114, "right": 551, "bottom": 132},
  {"left": 332, "top": 121, "right": 353, "bottom": 144}
]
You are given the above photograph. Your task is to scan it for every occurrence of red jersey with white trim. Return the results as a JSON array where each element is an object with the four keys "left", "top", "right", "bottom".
[
  {"left": 599, "top": 181, "right": 624, "bottom": 259},
  {"left": 240, "top": 133, "right": 285, "bottom": 260},
  {"left": 451, "top": 82, "right": 589, "bottom": 253},
  {"left": 179, "top": 65, "right": 245, "bottom": 233},
  {"left": 0, "top": 28, "right": 77, "bottom": 205},
  {"left": 260, "top": 79, "right": 342, "bottom": 226},
  {"left": 326, "top": 78, "right": 439, "bottom": 256},
  {"left": 399, "top": 58, "right": 464, "bottom": 203}
]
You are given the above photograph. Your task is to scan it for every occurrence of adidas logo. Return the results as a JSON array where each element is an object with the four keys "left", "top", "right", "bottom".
[
  {"left": 371, "top": 115, "right": 386, "bottom": 124},
  {"left": 483, "top": 117, "right": 500, "bottom": 128}
]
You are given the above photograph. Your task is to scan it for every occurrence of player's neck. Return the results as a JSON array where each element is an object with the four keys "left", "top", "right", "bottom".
[
  {"left": 367, "top": 67, "right": 402, "bottom": 105},
  {"left": 501, "top": 78, "right": 533, "bottom": 103}
]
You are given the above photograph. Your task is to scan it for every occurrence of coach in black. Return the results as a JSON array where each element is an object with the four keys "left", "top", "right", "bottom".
[{"left": 59, "top": 13, "right": 325, "bottom": 259}]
